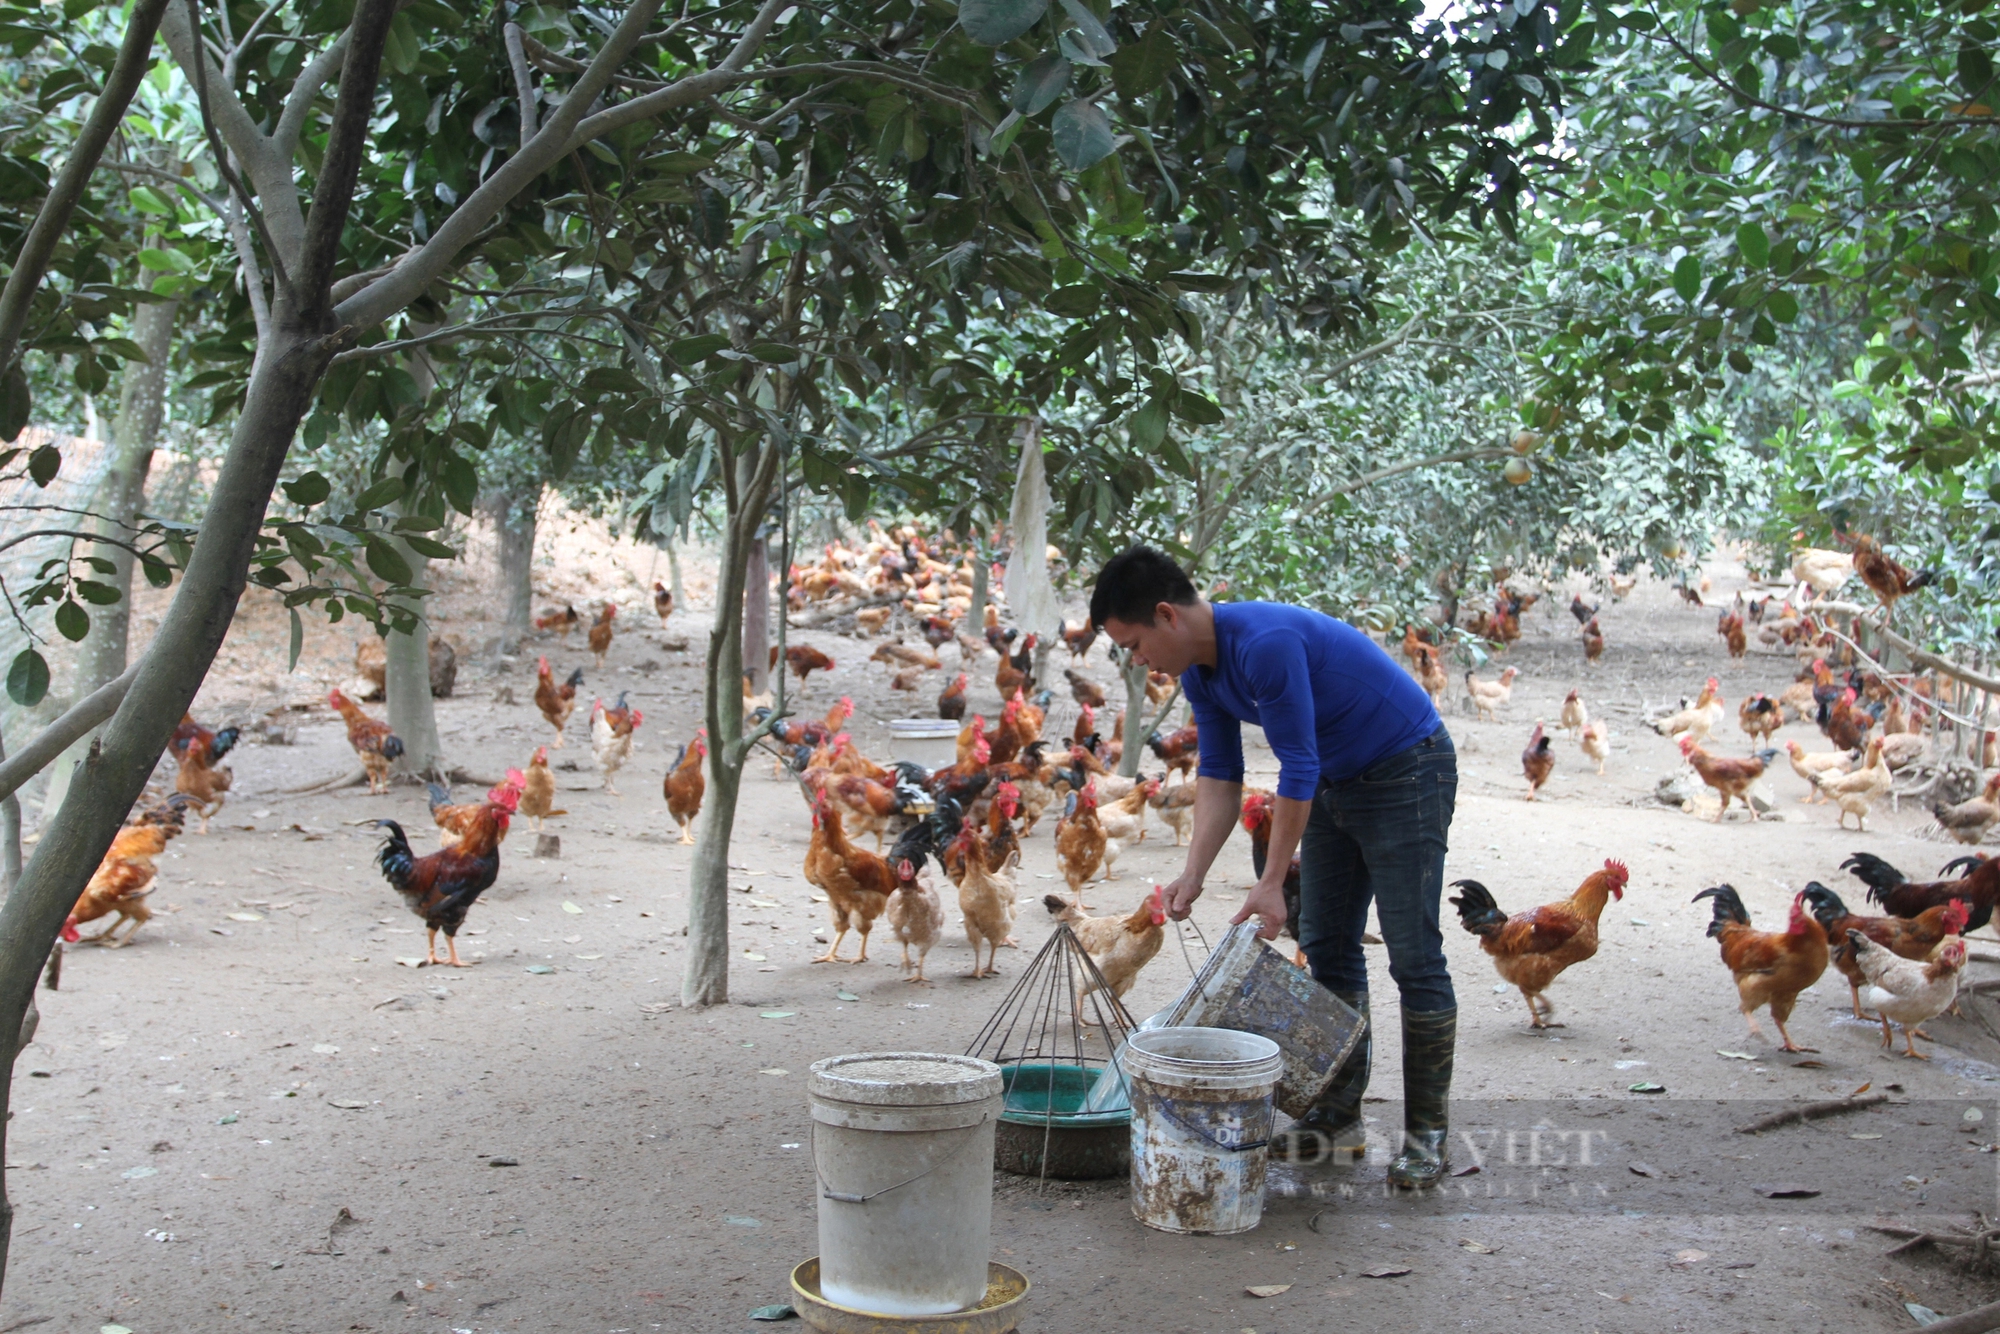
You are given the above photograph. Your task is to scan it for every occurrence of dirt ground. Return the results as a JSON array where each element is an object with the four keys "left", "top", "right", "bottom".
[{"left": 3, "top": 536, "right": 1998, "bottom": 1333}]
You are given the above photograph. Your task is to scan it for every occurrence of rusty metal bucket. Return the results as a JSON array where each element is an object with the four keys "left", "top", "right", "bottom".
[{"left": 1162, "top": 922, "right": 1365, "bottom": 1118}]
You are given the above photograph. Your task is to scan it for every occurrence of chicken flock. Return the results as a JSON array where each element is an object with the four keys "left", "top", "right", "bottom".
[{"left": 74, "top": 525, "right": 1993, "bottom": 1083}]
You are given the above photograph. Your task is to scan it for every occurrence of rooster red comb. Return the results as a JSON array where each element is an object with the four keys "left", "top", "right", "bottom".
[
  {"left": 1601, "top": 859, "right": 1629, "bottom": 896},
  {"left": 1946, "top": 898, "right": 1970, "bottom": 933},
  {"left": 1148, "top": 885, "right": 1166, "bottom": 926}
]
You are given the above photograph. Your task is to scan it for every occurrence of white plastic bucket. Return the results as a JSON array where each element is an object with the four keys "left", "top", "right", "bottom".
[
  {"left": 1122, "top": 1027, "right": 1284, "bottom": 1235},
  {"left": 808, "top": 1052, "right": 1003, "bottom": 1315},
  {"left": 889, "top": 718, "right": 961, "bottom": 770}
]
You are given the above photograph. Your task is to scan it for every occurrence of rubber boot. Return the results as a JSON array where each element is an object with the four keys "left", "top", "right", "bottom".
[
  {"left": 1387, "top": 1006, "right": 1456, "bottom": 1190},
  {"left": 1270, "top": 991, "right": 1369, "bottom": 1165}
]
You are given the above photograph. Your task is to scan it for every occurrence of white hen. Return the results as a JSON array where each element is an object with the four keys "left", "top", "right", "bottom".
[{"left": 1851, "top": 928, "right": 1966, "bottom": 1058}]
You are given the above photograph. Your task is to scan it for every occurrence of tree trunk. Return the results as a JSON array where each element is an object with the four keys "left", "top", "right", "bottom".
[
  {"left": 83, "top": 289, "right": 178, "bottom": 691},
  {"left": 0, "top": 737, "right": 17, "bottom": 896},
  {"left": 0, "top": 311, "right": 348, "bottom": 1295},
  {"left": 490, "top": 488, "right": 537, "bottom": 649},
  {"left": 741, "top": 530, "right": 771, "bottom": 695},
  {"left": 665, "top": 533, "right": 686, "bottom": 614},
  {"left": 384, "top": 538, "right": 443, "bottom": 780},
  {"left": 1118, "top": 651, "right": 1148, "bottom": 779},
  {"left": 965, "top": 541, "right": 988, "bottom": 641},
  {"left": 40, "top": 288, "right": 179, "bottom": 820},
  {"left": 683, "top": 444, "right": 780, "bottom": 1008}
]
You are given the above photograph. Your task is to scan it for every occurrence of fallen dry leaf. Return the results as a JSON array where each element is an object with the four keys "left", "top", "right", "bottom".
[
  {"left": 1851, "top": 1081, "right": 1873, "bottom": 1098},
  {"left": 1671, "top": 1249, "right": 1709, "bottom": 1267},
  {"left": 1245, "top": 1284, "right": 1292, "bottom": 1298},
  {"left": 1450, "top": 1163, "right": 1481, "bottom": 1177},
  {"left": 1752, "top": 1183, "right": 1820, "bottom": 1199},
  {"left": 1362, "top": 1265, "right": 1411, "bottom": 1279},
  {"left": 1457, "top": 1239, "right": 1498, "bottom": 1254},
  {"left": 1629, "top": 1161, "right": 1660, "bottom": 1178}
]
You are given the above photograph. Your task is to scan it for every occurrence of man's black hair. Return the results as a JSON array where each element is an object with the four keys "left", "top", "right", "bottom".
[{"left": 1089, "top": 545, "right": 1197, "bottom": 629}]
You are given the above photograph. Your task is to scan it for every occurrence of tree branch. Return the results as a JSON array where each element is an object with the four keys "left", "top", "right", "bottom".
[
  {"left": 1298, "top": 445, "right": 1509, "bottom": 518},
  {"left": 273, "top": 29, "right": 351, "bottom": 159},
  {"left": 1318, "top": 310, "right": 1423, "bottom": 383},
  {"left": 334, "top": 0, "right": 680, "bottom": 330},
  {"left": 0, "top": 0, "right": 173, "bottom": 380},
  {"left": 504, "top": 22, "right": 537, "bottom": 145},
  {"left": 0, "top": 663, "right": 140, "bottom": 805},
  {"left": 293, "top": 0, "right": 399, "bottom": 316},
  {"left": 159, "top": 0, "right": 304, "bottom": 265},
  {"left": 180, "top": 0, "right": 297, "bottom": 306},
  {"left": 1643, "top": 19, "right": 1998, "bottom": 132}
]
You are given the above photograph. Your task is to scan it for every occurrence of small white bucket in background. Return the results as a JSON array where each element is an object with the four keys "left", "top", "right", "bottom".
[
  {"left": 808, "top": 1052, "right": 1002, "bottom": 1315},
  {"left": 1121, "top": 1027, "right": 1284, "bottom": 1235},
  {"left": 888, "top": 718, "right": 961, "bottom": 770}
]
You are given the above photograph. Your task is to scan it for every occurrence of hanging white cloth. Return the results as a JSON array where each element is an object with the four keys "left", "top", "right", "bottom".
[{"left": 1004, "top": 418, "right": 1061, "bottom": 638}]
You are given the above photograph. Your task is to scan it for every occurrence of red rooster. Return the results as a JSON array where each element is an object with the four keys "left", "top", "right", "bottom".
[{"left": 373, "top": 787, "right": 519, "bottom": 967}]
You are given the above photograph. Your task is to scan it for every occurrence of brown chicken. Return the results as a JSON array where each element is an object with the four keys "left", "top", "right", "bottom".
[
  {"left": 1071, "top": 703, "right": 1098, "bottom": 748},
  {"left": 1739, "top": 693, "right": 1782, "bottom": 744},
  {"left": 995, "top": 634, "right": 1037, "bottom": 697},
  {"left": 1048, "top": 619, "right": 1091, "bottom": 663},
  {"left": 937, "top": 672, "right": 969, "bottom": 721},
  {"left": 1522, "top": 721, "right": 1554, "bottom": 800},
  {"left": 1449, "top": 859, "right": 1628, "bottom": 1029},
  {"left": 1043, "top": 887, "right": 1166, "bottom": 1021},
  {"left": 805, "top": 795, "right": 895, "bottom": 963},
  {"left": 1934, "top": 773, "right": 2000, "bottom": 845},
  {"left": 587, "top": 603, "right": 617, "bottom": 669},
  {"left": 953, "top": 825, "right": 1017, "bottom": 978},
  {"left": 1415, "top": 644, "right": 1449, "bottom": 705},
  {"left": 1717, "top": 610, "right": 1747, "bottom": 658},
  {"left": 1146, "top": 724, "right": 1199, "bottom": 783},
  {"left": 1692, "top": 885, "right": 1828, "bottom": 1052},
  {"left": 1803, "top": 883, "right": 1967, "bottom": 1020},
  {"left": 1581, "top": 617, "right": 1605, "bottom": 665},
  {"left": 66, "top": 815, "right": 188, "bottom": 948},
  {"left": 170, "top": 716, "right": 239, "bottom": 833},
  {"left": 518, "top": 746, "right": 561, "bottom": 831},
  {"left": 987, "top": 695, "right": 1026, "bottom": 768},
  {"left": 1054, "top": 785, "right": 1107, "bottom": 908},
  {"left": 1842, "top": 851, "right": 1999, "bottom": 934},
  {"left": 821, "top": 771, "right": 927, "bottom": 851},
  {"left": 884, "top": 847, "right": 945, "bottom": 984},
  {"left": 871, "top": 641, "right": 940, "bottom": 671},
  {"left": 1580, "top": 719, "right": 1610, "bottom": 776},
  {"left": 1678, "top": 736, "right": 1778, "bottom": 823},
  {"left": 664, "top": 731, "right": 708, "bottom": 843},
  {"left": 777, "top": 643, "right": 836, "bottom": 689},
  {"left": 373, "top": 789, "right": 518, "bottom": 967},
  {"left": 652, "top": 580, "right": 674, "bottom": 626},
  {"left": 534, "top": 603, "right": 579, "bottom": 640},
  {"left": 1148, "top": 778, "right": 1197, "bottom": 846},
  {"left": 1821, "top": 688, "right": 1872, "bottom": 753},
  {"left": 1850, "top": 533, "right": 1936, "bottom": 621},
  {"left": 428, "top": 772, "right": 525, "bottom": 847},
  {"left": 533, "top": 657, "right": 584, "bottom": 748},
  {"left": 1065, "top": 667, "right": 1107, "bottom": 710},
  {"left": 328, "top": 688, "right": 405, "bottom": 794}
]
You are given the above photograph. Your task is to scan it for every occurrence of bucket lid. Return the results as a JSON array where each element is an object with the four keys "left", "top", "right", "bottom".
[
  {"left": 809, "top": 1051, "right": 1003, "bottom": 1106},
  {"left": 888, "top": 718, "right": 962, "bottom": 739},
  {"left": 1122, "top": 1026, "right": 1283, "bottom": 1090}
]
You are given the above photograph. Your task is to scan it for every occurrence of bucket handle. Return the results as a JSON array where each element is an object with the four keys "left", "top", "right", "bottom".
[
  {"left": 811, "top": 1114, "right": 991, "bottom": 1205},
  {"left": 1147, "top": 1095, "right": 1268, "bottom": 1154}
]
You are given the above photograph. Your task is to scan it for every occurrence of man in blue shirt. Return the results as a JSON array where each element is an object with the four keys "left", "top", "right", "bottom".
[{"left": 1091, "top": 546, "right": 1459, "bottom": 1189}]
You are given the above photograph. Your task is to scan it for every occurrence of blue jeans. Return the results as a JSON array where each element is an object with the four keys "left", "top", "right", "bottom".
[{"left": 1296, "top": 726, "right": 1458, "bottom": 1013}]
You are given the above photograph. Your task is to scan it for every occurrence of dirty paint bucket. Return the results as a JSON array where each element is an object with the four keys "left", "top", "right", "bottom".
[
  {"left": 808, "top": 1052, "right": 1004, "bottom": 1316},
  {"left": 888, "top": 718, "right": 961, "bottom": 770},
  {"left": 1163, "top": 922, "right": 1365, "bottom": 1118},
  {"left": 1121, "top": 1027, "right": 1283, "bottom": 1235}
]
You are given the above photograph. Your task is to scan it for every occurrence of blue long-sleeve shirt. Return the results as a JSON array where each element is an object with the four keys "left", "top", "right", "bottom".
[{"left": 1181, "top": 602, "right": 1440, "bottom": 801}]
